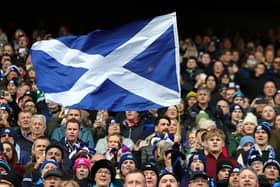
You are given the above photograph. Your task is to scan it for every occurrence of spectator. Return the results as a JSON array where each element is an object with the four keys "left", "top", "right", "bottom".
[
  {"left": 16, "top": 110, "right": 33, "bottom": 153},
  {"left": 216, "top": 159, "right": 233, "bottom": 187},
  {"left": 120, "top": 111, "right": 144, "bottom": 143},
  {"left": 124, "top": 170, "right": 146, "bottom": 187},
  {"left": 56, "top": 118, "right": 94, "bottom": 175},
  {"left": 142, "top": 162, "right": 158, "bottom": 187},
  {"left": 0, "top": 127, "right": 30, "bottom": 165},
  {"left": 228, "top": 167, "right": 240, "bottom": 187},
  {"left": 157, "top": 171, "right": 179, "bottom": 187},
  {"left": 43, "top": 169, "right": 63, "bottom": 187},
  {"left": 204, "top": 128, "right": 237, "bottom": 179},
  {"left": 118, "top": 152, "right": 137, "bottom": 183},
  {"left": 73, "top": 157, "right": 91, "bottom": 186},
  {"left": 248, "top": 122, "right": 279, "bottom": 163},
  {"left": 263, "top": 159, "right": 280, "bottom": 185},
  {"left": 188, "top": 171, "right": 209, "bottom": 187},
  {"left": 238, "top": 168, "right": 259, "bottom": 187},
  {"left": 51, "top": 108, "right": 94, "bottom": 147},
  {"left": 95, "top": 117, "right": 134, "bottom": 154},
  {"left": 235, "top": 135, "right": 255, "bottom": 166},
  {"left": 90, "top": 159, "right": 116, "bottom": 187}
]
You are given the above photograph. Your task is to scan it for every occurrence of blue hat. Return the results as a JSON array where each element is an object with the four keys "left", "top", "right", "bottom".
[
  {"left": 254, "top": 121, "right": 271, "bottom": 139},
  {"left": 188, "top": 152, "right": 206, "bottom": 168},
  {"left": 142, "top": 162, "right": 159, "bottom": 178},
  {"left": 190, "top": 171, "right": 208, "bottom": 180},
  {"left": 0, "top": 127, "right": 18, "bottom": 141},
  {"left": 230, "top": 103, "right": 244, "bottom": 113},
  {"left": 247, "top": 152, "right": 263, "bottom": 166},
  {"left": 229, "top": 165, "right": 242, "bottom": 176},
  {"left": 263, "top": 159, "right": 280, "bottom": 172},
  {"left": 158, "top": 170, "right": 178, "bottom": 184},
  {"left": 39, "top": 159, "right": 60, "bottom": 174},
  {"left": 4, "top": 65, "right": 21, "bottom": 77},
  {"left": 0, "top": 104, "right": 12, "bottom": 115},
  {"left": 23, "top": 90, "right": 37, "bottom": 103},
  {"left": 239, "top": 136, "right": 255, "bottom": 147},
  {"left": 0, "top": 159, "right": 11, "bottom": 172},
  {"left": 119, "top": 152, "right": 136, "bottom": 168},
  {"left": 230, "top": 167, "right": 241, "bottom": 174},
  {"left": 232, "top": 91, "right": 244, "bottom": 100}
]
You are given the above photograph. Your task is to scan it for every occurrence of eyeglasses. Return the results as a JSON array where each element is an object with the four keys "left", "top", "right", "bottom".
[{"left": 96, "top": 169, "right": 111, "bottom": 176}]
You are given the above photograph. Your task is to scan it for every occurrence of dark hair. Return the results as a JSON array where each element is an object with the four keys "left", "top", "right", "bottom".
[
  {"left": 201, "top": 131, "right": 208, "bottom": 142},
  {"left": 195, "top": 128, "right": 207, "bottom": 137},
  {"left": 45, "top": 143, "right": 64, "bottom": 160},
  {"left": 155, "top": 116, "right": 171, "bottom": 126},
  {"left": 66, "top": 118, "right": 81, "bottom": 129},
  {"left": 2, "top": 141, "right": 17, "bottom": 169}
]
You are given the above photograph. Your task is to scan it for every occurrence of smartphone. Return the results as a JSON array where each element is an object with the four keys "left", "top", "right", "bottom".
[
  {"left": 255, "top": 99, "right": 268, "bottom": 105},
  {"left": 96, "top": 114, "right": 103, "bottom": 122},
  {"left": 229, "top": 82, "right": 235, "bottom": 88},
  {"left": 64, "top": 108, "right": 69, "bottom": 115},
  {"left": 18, "top": 48, "right": 26, "bottom": 53}
]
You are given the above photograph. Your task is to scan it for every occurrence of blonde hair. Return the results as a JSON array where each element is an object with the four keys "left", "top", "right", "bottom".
[
  {"left": 58, "top": 180, "right": 80, "bottom": 187},
  {"left": 204, "top": 128, "right": 226, "bottom": 142}
]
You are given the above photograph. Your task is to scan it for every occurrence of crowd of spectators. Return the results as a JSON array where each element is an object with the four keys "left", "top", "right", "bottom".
[{"left": 0, "top": 20, "right": 280, "bottom": 187}]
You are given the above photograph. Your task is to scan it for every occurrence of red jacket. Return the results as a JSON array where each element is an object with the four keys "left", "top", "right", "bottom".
[{"left": 206, "top": 151, "right": 238, "bottom": 180}]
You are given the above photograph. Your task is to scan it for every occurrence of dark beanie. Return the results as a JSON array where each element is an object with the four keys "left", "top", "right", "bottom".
[
  {"left": 253, "top": 121, "right": 271, "bottom": 139},
  {"left": 216, "top": 160, "right": 233, "bottom": 175}
]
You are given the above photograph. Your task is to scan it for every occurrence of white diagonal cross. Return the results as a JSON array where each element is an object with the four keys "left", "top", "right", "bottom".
[{"left": 31, "top": 12, "right": 180, "bottom": 107}]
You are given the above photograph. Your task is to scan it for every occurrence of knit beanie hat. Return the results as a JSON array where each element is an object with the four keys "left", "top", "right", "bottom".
[
  {"left": 253, "top": 121, "right": 271, "bottom": 139},
  {"left": 195, "top": 111, "right": 210, "bottom": 124},
  {"left": 232, "top": 91, "right": 244, "bottom": 100},
  {"left": 118, "top": 152, "right": 136, "bottom": 168},
  {"left": 230, "top": 103, "right": 244, "bottom": 113},
  {"left": 39, "top": 159, "right": 60, "bottom": 174},
  {"left": 197, "top": 118, "right": 216, "bottom": 130},
  {"left": 73, "top": 157, "right": 91, "bottom": 172},
  {"left": 263, "top": 159, "right": 280, "bottom": 173},
  {"left": 188, "top": 152, "right": 206, "bottom": 169},
  {"left": 239, "top": 135, "right": 255, "bottom": 147},
  {"left": 242, "top": 112, "right": 258, "bottom": 126},
  {"left": 216, "top": 160, "right": 233, "bottom": 175}
]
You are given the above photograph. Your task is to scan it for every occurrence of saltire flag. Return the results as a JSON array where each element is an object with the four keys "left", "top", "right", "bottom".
[{"left": 31, "top": 12, "right": 181, "bottom": 111}]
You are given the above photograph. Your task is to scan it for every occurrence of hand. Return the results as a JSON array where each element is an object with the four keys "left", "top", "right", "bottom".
[
  {"left": 93, "top": 119, "right": 102, "bottom": 128},
  {"left": 58, "top": 107, "right": 67, "bottom": 118},
  {"left": 34, "top": 153, "right": 45, "bottom": 169},
  {"left": 134, "top": 139, "right": 143, "bottom": 151},
  {"left": 3, "top": 91, "right": 12, "bottom": 102}
]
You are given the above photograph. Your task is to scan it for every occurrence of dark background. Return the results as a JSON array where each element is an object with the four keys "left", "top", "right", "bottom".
[{"left": 2, "top": 6, "right": 280, "bottom": 39}]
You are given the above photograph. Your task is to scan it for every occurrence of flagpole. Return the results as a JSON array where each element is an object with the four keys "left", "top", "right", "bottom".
[{"left": 175, "top": 106, "right": 181, "bottom": 143}]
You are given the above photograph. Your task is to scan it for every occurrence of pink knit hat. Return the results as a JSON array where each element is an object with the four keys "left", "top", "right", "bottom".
[{"left": 73, "top": 157, "right": 91, "bottom": 172}]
